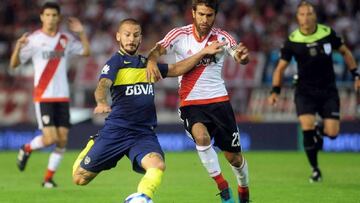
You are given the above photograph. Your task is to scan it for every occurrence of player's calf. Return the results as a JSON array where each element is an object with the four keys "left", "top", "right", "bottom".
[{"left": 73, "top": 167, "right": 98, "bottom": 185}]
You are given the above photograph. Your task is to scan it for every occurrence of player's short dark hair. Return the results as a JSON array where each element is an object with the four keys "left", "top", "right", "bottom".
[
  {"left": 118, "top": 18, "right": 142, "bottom": 31},
  {"left": 192, "top": 0, "right": 219, "bottom": 14},
  {"left": 297, "top": 0, "right": 316, "bottom": 12},
  {"left": 41, "top": 2, "right": 61, "bottom": 14}
]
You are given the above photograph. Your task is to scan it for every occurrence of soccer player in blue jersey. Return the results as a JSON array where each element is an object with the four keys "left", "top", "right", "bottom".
[{"left": 72, "top": 18, "right": 226, "bottom": 201}]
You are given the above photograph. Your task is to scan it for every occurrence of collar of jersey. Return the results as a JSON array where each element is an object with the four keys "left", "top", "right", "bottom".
[{"left": 289, "top": 24, "right": 331, "bottom": 43}]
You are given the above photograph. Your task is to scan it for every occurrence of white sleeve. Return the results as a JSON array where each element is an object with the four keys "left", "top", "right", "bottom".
[
  {"left": 218, "top": 30, "right": 238, "bottom": 57},
  {"left": 157, "top": 27, "right": 182, "bottom": 55},
  {"left": 66, "top": 34, "right": 84, "bottom": 56},
  {"left": 19, "top": 40, "right": 34, "bottom": 64}
]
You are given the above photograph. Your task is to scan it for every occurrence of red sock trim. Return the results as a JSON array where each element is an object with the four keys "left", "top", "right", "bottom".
[
  {"left": 238, "top": 186, "right": 249, "bottom": 199},
  {"left": 44, "top": 169, "right": 55, "bottom": 182},
  {"left": 213, "top": 174, "right": 229, "bottom": 191},
  {"left": 24, "top": 144, "right": 32, "bottom": 153}
]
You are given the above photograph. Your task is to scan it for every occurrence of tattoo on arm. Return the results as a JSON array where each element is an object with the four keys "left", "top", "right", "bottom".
[{"left": 94, "top": 78, "right": 112, "bottom": 105}]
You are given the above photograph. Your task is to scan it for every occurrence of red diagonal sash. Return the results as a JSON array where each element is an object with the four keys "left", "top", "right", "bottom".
[
  {"left": 179, "top": 34, "right": 218, "bottom": 105},
  {"left": 34, "top": 34, "right": 67, "bottom": 101}
]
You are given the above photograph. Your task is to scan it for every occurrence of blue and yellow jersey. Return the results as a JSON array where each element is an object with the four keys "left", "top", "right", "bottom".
[{"left": 99, "top": 50, "right": 168, "bottom": 135}]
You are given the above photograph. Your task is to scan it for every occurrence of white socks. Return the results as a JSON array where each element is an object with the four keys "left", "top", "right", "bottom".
[
  {"left": 47, "top": 148, "right": 65, "bottom": 171},
  {"left": 196, "top": 144, "right": 221, "bottom": 177},
  {"left": 231, "top": 158, "right": 249, "bottom": 187},
  {"left": 29, "top": 135, "right": 45, "bottom": 151}
]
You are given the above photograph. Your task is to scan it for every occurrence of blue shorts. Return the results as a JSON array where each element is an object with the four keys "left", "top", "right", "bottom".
[{"left": 80, "top": 128, "right": 164, "bottom": 174}]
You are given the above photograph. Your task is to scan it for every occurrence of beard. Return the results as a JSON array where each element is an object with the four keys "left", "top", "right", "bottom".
[
  {"left": 120, "top": 40, "right": 139, "bottom": 55},
  {"left": 194, "top": 19, "right": 214, "bottom": 37}
]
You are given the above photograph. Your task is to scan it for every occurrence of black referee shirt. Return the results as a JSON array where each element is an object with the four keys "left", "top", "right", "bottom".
[{"left": 280, "top": 24, "right": 343, "bottom": 90}]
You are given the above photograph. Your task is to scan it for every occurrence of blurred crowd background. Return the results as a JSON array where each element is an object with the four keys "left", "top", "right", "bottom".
[{"left": 0, "top": 0, "right": 360, "bottom": 125}]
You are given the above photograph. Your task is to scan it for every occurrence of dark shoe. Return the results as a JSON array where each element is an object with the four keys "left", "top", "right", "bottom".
[
  {"left": 42, "top": 179, "right": 58, "bottom": 188},
  {"left": 218, "top": 188, "right": 235, "bottom": 203},
  {"left": 309, "top": 168, "right": 322, "bottom": 183},
  {"left": 17, "top": 145, "right": 31, "bottom": 171},
  {"left": 239, "top": 186, "right": 250, "bottom": 203}
]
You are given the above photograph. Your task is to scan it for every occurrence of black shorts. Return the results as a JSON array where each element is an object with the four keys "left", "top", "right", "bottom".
[
  {"left": 34, "top": 102, "right": 71, "bottom": 129},
  {"left": 179, "top": 101, "right": 241, "bottom": 152},
  {"left": 295, "top": 88, "right": 340, "bottom": 119}
]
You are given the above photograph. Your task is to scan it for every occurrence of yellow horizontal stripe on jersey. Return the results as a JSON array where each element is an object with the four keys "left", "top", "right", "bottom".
[{"left": 113, "top": 67, "right": 151, "bottom": 85}]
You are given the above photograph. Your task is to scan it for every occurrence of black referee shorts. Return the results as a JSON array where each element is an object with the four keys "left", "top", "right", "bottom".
[{"left": 295, "top": 88, "right": 340, "bottom": 119}]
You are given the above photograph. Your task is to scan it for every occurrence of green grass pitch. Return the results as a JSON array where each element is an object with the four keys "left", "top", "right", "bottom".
[{"left": 0, "top": 151, "right": 359, "bottom": 203}]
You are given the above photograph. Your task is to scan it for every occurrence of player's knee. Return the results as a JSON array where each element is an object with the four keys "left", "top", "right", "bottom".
[
  {"left": 324, "top": 129, "right": 338, "bottom": 138},
  {"left": 227, "top": 154, "right": 243, "bottom": 167},
  {"left": 153, "top": 161, "right": 166, "bottom": 171},
  {"left": 193, "top": 132, "right": 211, "bottom": 145},
  {"left": 56, "top": 137, "right": 68, "bottom": 148}
]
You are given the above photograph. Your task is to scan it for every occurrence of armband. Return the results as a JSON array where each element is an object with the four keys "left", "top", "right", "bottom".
[
  {"left": 270, "top": 86, "right": 281, "bottom": 94},
  {"left": 350, "top": 68, "right": 360, "bottom": 80}
]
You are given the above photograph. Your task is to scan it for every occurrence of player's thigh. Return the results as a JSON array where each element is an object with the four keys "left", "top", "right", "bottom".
[
  {"left": 179, "top": 105, "right": 212, "bottom": 144},
  {"left": 128, "top": 133, "right": 165, "bottom": 173},
  {"left": 80, "top": 133, "right": 129, "bottom": 173},
  {"left": 298, "top": 114, "right": 316, "bottom": 130},
  {"left": 323, "top": 119, "right": 339, "bottom": 136}
]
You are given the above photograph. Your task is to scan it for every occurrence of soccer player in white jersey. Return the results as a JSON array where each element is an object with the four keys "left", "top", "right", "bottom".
[
  {"left": 9, "top": 2, "right": 90, "bottom": 188},
  {"left": 146, "top": 0, "right": 250, "bottom": 202}
]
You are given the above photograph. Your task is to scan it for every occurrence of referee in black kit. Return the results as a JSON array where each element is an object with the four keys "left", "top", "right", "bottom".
[{"left": 268, "top": 1, "right": 360, "bottom": 183}]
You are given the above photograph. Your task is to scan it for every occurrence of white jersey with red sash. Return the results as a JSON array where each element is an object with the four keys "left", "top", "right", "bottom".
[
  {"left": 19, "top": 30, "right": 84, "bottom": 102},
  {"left": 158, "top": 24, "right": 238, "bottom": 107}
]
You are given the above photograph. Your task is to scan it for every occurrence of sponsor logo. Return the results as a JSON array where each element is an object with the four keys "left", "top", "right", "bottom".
[
  {"left": 42, "top": 51, "right": 64, "bottom": 59},
  {"left": 323, "top": 43, "right": 332, "bottom": 55},
  {"left": 42, "top": 115, "right": 50, "bottom": 125},
  {"left": 125, "top": 84, "right": 154, "bottom": 96},
  {"left": 84, "top": 156, "right": 91, "bottom": 165},
  {"left": 124, "top": 61, "right": 131, "bottom": 64},
  {"left": 101, "top": 64, "right": 110, "bottom": 74}
]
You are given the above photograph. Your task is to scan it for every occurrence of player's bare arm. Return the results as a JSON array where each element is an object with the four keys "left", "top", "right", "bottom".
[
  {"left": 268, "top": 59, "right": 289, "bottom": 106},
  {"left": 233, "top": 43, "right": 250, "bottom": 65},
  {"left": 68, "top": 17, "right": 91, "bottom": 56},
  {"left": 146, "top": 44, "right": 167, "bottom": 82},
  {"left": 9, "top": 33, "right": 29, "bottom": 68},
  {"left": 94, "top": 78, "right": 112, "bottom": 114},
  {"left": 167, "top": 41, "right": 226, "bottom": 77},
  {"left": 338, "top": 44, "right": 360, "bottom": 91}
]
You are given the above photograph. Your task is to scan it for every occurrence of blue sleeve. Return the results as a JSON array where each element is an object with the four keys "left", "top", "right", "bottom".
[
  {"left": 99, "top": 54, "right": 123, "bottom": 82},
  {"left": 157, "top": 63, "right": 169, "bottom": 78}
]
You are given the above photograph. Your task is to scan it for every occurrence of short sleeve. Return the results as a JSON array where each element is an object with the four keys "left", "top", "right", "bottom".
[
  {"left": 329, "top": 29, "right": 343, "bottom": 50},
  {"left": 99, "top": 54, "right": 123, "bottom": 82},
  {"left": 280, "top": 39, "right": 293, "bottom": 62},
  {"left": 157, "top": 27, "right": 182, "bottom": 55},
  {"left": 219, "top": 30, "right": 238, "bottom": 53},
  {"left": 157, "top": 63, "right": 168, "bottom": 78},
  {"left": 66, "top": 33, "right": 84, "bottom": 56},
  {"left": 19, "top": 40, "right": 34, "bottom": 64}
]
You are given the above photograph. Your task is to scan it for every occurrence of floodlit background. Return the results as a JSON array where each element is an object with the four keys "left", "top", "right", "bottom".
[{"left": 0, "top": 0, "right": 359, "bottom": 151}]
